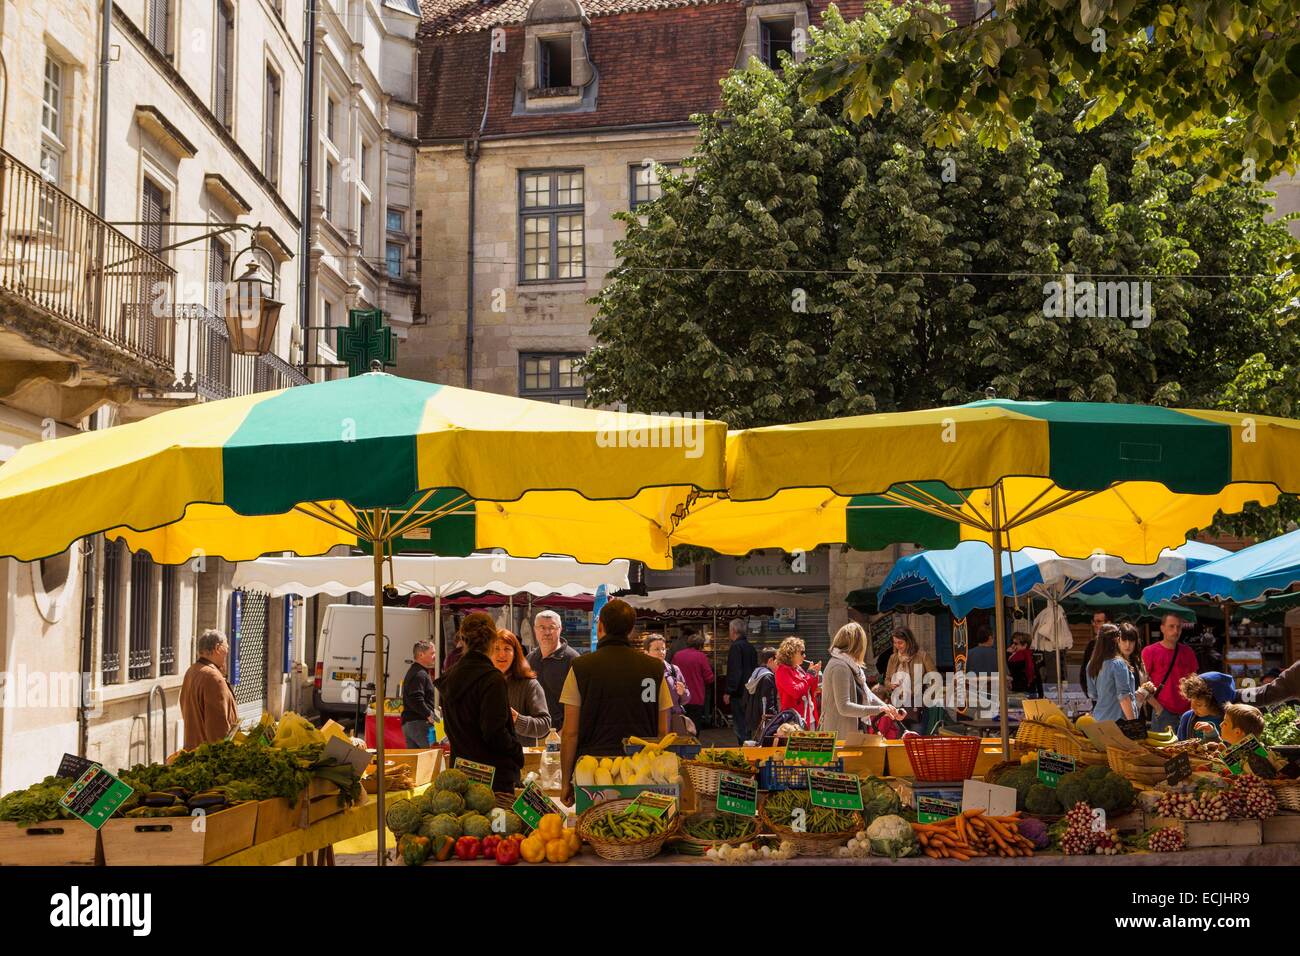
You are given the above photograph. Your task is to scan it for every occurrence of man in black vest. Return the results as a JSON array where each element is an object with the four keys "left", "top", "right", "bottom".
[{"left": 560, "top": 599, "right": 671, "bottom": 804}]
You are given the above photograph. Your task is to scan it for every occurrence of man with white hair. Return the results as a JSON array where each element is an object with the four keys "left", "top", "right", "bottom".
[
  {"left": 525, "top": 609, "right": 581, "bottom": 730},
  {"left": 180, "top": 629, "right": 239, "bottom": 749},
  {"left": 724, "top": 618, "right": 758, "bottom": 743}
]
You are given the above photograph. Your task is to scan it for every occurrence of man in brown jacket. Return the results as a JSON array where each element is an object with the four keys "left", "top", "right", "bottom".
[{"left": 181, "top": 629, "right": 239, "bottom": 749}]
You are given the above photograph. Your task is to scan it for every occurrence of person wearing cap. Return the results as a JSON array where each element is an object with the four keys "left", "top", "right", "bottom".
[{"left": 1176, "top": 672, "right": 1236, "bottom": 741}]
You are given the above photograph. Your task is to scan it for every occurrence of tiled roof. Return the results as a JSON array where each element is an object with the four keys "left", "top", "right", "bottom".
[{"left": 419, "top": 1, "right": 976, "bottom": 140}]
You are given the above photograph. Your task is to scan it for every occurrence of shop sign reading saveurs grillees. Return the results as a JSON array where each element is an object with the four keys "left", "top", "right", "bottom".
[{"left": 49, "top": 887, "right": 151, "bottom": 936}]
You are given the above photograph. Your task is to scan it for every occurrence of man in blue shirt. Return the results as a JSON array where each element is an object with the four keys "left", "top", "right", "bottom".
[{"left": 966, "top": 627, "right": 998, "bottom": 675}]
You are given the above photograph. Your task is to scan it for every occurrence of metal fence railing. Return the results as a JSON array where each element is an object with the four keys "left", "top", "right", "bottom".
[
  {"left": 173, "top": 303, "right": 307, "bottom": 400},
  {"left": 0, "top": 148, "right": 176, "bottom": 372}
]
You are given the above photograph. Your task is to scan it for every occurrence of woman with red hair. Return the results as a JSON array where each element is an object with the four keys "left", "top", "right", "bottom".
[{"left": 492, "top": 629, "right": 553, "bottom": 746}]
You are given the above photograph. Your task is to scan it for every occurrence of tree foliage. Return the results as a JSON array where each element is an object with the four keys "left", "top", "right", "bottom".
[
  {"left": 801, "top": 1, "right": 1300, "bottom": 190},
  {"left": 584, "top": 4, "right": 1300, "bottom": 435}
]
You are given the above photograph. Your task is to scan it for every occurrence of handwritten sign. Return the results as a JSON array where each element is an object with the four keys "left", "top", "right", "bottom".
[
  {"left": 784, "top": 731, "right": 836, "bottom": 766},
  {"left": 1036, "top": 750, "right": 1076, "bottom": 789},
  {"left": 716, "top": 773, "right": 759, "bottom": 817},
  {"left": 1164, "top": 752, "right": 1192, "bottom": 785},
  {"left": 56, "top": 753, "right": 96, "bottom": 782},
  {"left": 511, "top": 781, "right": 561, "bottom": 830},
  {"left": 59, "top": 766, "right": 133, "bottom": 831},
  {"left": 916, "top": 795, "right": 961, "bottom": 824},
  {"left": 1117, "top": 718, "right": 1148, "bottom": 741},
  {"left": 808, "top": 770, "right": 864, "bottom": 811},
  {"left": 455, "top": 758, "right": 495, "bottom": 789},
  {"left": 628, "top": 790, "right": 677, "bottom": 820},
  {"left": 1224, "top": 735, "right": 1270, "bottom": 775}
]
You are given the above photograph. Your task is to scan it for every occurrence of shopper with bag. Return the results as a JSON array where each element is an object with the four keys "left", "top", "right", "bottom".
[
  {"left": 645, "top": 633, "right": 694, "bottom": 735},
  {"left": 775, "top": 636, "right": 820, "bottom": 727},
  {"left": 743, "top": 647, "right": 779, "bottom": 741},
  {"left": 821, "top": 623, "right": 904, "bottom": 740},
  {"left": 1140, "top": 612, "right": 1199, "bottom": 734}
]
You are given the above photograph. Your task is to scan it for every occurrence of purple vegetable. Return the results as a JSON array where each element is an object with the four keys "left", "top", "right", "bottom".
[{"left": 1018, "top": 816, "right": 1050, "bottom": 850}]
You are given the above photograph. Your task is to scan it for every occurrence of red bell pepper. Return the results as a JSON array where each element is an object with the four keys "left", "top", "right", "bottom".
[
  {"left": 494, "top": 838, "right": 521, "bottom": 865},
  {"left": 455, "top": 836, "right": 481, "bottom": 861},
  {"left": 482, "top": 835, "right": 502, "bottom": 857}
]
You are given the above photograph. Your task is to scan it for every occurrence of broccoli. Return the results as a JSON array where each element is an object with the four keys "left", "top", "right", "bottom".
[
  {"left": 993, "top": 766, "right": 1038, "bottom": 808},
  {"left": 1082, "top": 764, "right": 1111, "bottom": 783},
  {"left": 1056, "top": 771, "right": 1091, "bottom": 813},
  {"left": 1090, "top": 773, "right": 1135, "bottom": 813},
  {"left": 1025, "top": 784, "right": 1063, "bottom": 816}
]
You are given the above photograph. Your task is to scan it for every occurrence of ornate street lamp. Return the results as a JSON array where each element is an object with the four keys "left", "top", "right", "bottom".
[{"left": 223, "top": 239, "right": 282, "bottom": 355}]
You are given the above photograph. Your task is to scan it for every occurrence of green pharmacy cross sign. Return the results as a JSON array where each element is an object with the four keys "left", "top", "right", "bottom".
[{"left": 336, "top": 308, "right": 397, "bottom": 377}]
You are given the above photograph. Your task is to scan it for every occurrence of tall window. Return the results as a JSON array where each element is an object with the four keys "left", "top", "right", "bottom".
[
  {"left": 206, "top": 237, "right": 232, "bottom": 390},
  {"left": 629, "top": 161, "right": 683, "bottom": 209},
  {"left": 361, "top": 142, "right": 371, "bottom": 183},
  {"left": 519, "top": 170, "right": 584, "bottom": 282},
  {"left": 140, "top": 179, "right": 169, "bottom": 255},
  {"left": 264, "top": 65, "right": 281, "bottom": 185},
  {"left": 386, "top": 242, "right": 402, "bottom": 278},
  {"left": 42, "top": 56, "right": 63, "bottom": 138},
  {"left": 761, "top": 18, "right": 795, "bottom": 70},
  {"left": 128, "top": 550, "right": 154, "bottom": 681},
  {"left": 148, "top": 0, "right": 172, "bottom": 58},
  {"left": 326, "top": 96, "right": 337, "bottom": 143},
  {"left": 159, "top": 565, "right": 177, "bottom": 676},
  {"left": 325, "top": 160, "right": 336, "bottom": 220},
  {"left": 101, "top": 540, "right": 122, "bottom": 685},
  {"left": 214, "top": 0, "right": 235, "bottom": 130},
  {"left": 208, "top": 235, "right": 230, "bottom": 312},
  {"left": 520, "top": 353, "right": 585, "bottom": 406},
  {"left": 359, "top": 198, "right": 370, "bottom": 254},
  {"left": 39, "top": 54, "right": 65, "bottom": 231}
]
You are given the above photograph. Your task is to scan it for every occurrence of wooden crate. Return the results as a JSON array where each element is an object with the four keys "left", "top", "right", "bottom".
[
  {"left": 1144, "top": 814, "right": 1262, "bottom": 849},
  {"left": 0, "top": 819, "right": 101, "bottom": 866},
  {"left": 101, "top": 801, "right": 258, "bottom": 865},
  {"left": 367, "top": 748, "right": 441, "bottom": 788},
  {"left": 1261, "top": 813, "right": 1300, "bottom": 844},
  {"left": 839, "top": 747, "right": 888, "bottom": 778},
  {"left": 254, "top": 780, "right": 352, "bottom": 845}
]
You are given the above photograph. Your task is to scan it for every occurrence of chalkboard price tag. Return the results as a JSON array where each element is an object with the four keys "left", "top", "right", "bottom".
[
  {"left": 716, "top": 773, "right": 759, "bottom": 817},
  {"left": 628, "top": 790, "right": 677, "bottom": 820},
  {"left": 511, "top": 781, "right": 561, "bottom": 831},
  {"left": 1117, "top": 718, "right": 1148, "bottom": 741},
  {"left": 58, "top": 766, "right": 133, "bottom": 831},
  {"left": 57, "top": 753, "right": 96, "bottom": 782},
  {"left": 1036, "top": 750, "right": 1076, "bottom": 789},
  {"left": 784, "top": 731, "right": 837, "bottom": 766},
  {"left": 808, "top": 770, "right": 864, "bottom": 811},
  {"left": 455, "top": 758, "right": 496, "bottom": 789},
  {"left": 1163, "top": 752, "right": 1192, "bottom": 785},
  {"left": 915, "top": 795, "right": 961, "bottom": 824}
]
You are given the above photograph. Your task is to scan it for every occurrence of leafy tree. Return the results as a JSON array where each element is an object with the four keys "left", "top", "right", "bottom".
[
  {"left": 801, "top": 1, "right": 1300, "bottom": 190},
  {"left": 584, "top": 4, "right": 1300, "bottom": 433}
]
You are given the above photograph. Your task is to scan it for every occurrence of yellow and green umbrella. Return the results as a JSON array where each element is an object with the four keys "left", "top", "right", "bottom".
[
  {"left": 718, "top": 399, "right": 1300, "bottom": 749},
  {"left": 0, "top": 371, "right": 727, "bottom": 863}
]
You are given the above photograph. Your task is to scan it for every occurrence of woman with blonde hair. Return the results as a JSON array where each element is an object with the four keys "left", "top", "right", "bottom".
[
  {"left": 774, "top": 636, "right": 820, "bottom": 727},
  {"left": 821, "top": 623, "right": 904, "bottom": 739}
]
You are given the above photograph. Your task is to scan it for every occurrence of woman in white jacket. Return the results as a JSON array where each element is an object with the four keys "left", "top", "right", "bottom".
[{"left": 821, "top": 623, "right": 904, "bottom": 740}]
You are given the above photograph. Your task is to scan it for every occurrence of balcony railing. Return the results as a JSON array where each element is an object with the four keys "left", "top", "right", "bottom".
[
  {"left": 0, "top": 148, "right": 175, "bottom": 372},
  {"left": 173, "top": 303, "right": 308, "bottom": 400}
]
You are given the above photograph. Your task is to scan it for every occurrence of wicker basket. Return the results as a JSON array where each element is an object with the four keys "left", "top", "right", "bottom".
[
  {"left": 684, "top": 758, "right": 757, "bottom": 797},
  {"left": 904, "top": 735, "right": 981, "bottom": 781},
  {"left": 759, "top": 806, "right": 861, "bottom": 858},
  {"left": 577, "top": 798, "right": 679, "bottom": 862},
  {"left": 1267, "top": 780, "right": 1300, "bottom": 813},
  {"left": 1015, "top": 720, "right": 1087, "bottom": 758},
  {"left": 1106, "top": 747, "right": 1167, "bottom": 784},
  {"left": 673, "top": 809, "right": 759, "bottom": 856}
]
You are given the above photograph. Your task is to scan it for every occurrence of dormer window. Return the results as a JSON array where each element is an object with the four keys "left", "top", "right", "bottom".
[
  {"left": 760, "top": 18, "right": 795, "bottom": 70},
  {"left": 539, "top": 35, "right": 573, "bottom": 89}
]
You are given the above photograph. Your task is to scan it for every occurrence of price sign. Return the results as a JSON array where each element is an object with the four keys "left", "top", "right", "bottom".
[
  {"left": 784, "top": 731, "right": 837, "bottom": 766},
  {"left": 1117, "top": 718, "right": 1148, "bottom": 741},
  {"left": 916, "top": 795, "right": 960, "bottom": 824},
  {"left": 808, "top": 770, "right": 864, "bottom": 811},
  {"left": 57, "top": 753, "right": 96, "bottom": 781},
  {"left": 716, "top": 773, "right": 759, "bottom": 817},
  {"left": 59, "top": 766, "right": 133, "bottom": 830},
  {"left": 1224, "top": 735, "right": 1270, "bottom": 775},
  {"left": 1163, "top": 752, "right": 1192, "bottom": 785},
  {"left": 455, "top": 758, "right": 495, "bottom": 789},
  {"left": 628, "top": 790, "right": 677, "bottom": 820},
  {"left": 511, "top": 781, "right": 561, "bottom": 831},
  {"left": 1036, "top": 750, "right": 1076, "bottom": 789}
]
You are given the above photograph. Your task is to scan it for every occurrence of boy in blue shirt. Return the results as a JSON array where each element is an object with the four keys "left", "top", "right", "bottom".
[{"left": 1177, "top": 672, "right": 1236, "bottom": 741}]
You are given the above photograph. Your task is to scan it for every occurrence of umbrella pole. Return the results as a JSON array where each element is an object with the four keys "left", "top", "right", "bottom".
[
  {"left": 991, "top": 484, "right": 1010, "bottom": 755},
  {"left": 372, "top": 522, "right": 388, "bottom": 867}
]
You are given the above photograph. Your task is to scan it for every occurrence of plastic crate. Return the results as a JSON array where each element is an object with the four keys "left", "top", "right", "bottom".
[
  {"left": 759, "top": 757, "right": 844, "bottom": 791},
  {"left": 903, "top": 735, "right": 981, "bottom": 782}
]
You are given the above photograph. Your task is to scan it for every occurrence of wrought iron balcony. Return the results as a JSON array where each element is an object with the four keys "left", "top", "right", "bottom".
[
  {"left": 0, "top": 148, "right": 175, "bottom": 379},
  {"left": 172, "top": 303, "right": 307, "bottom": 400}
]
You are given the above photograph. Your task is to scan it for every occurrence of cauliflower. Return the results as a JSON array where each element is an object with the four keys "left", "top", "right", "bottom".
[{"left": 865, "top": 814, "right": 917, "bottom": 859}]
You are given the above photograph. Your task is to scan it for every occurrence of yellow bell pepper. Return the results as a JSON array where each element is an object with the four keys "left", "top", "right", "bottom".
[
  {"left": 545, "top": 837, "right": 572, "bottom": 863},
  {"left": 538, "top": 813, "right": 564, "bottom": 842},
  {"left": 520, "top": 834, "right": 547, "bottom": 864},
  {"left": 564, "top": 828, "right": 581, "bottom": 855}
]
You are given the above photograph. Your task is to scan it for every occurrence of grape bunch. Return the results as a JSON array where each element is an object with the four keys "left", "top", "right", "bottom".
[
  {"left": 1058, "top": 802, "right": 1098, "bottom": 856},
  {"left": 1227, "top": 775, "right": 1277, "bottom": 820},
  {"left": 1144, "top": 826, "right": 1185, "bottom": 853}
]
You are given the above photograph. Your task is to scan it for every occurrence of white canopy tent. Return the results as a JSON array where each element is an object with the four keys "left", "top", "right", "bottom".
[{"left": 624, "top": 583, "right": 826, "bottom": 614}]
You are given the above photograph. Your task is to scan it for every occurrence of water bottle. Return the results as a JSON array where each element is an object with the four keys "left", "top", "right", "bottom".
[{"left": 540, "top": 729, "right": 562, "bottom": 791}]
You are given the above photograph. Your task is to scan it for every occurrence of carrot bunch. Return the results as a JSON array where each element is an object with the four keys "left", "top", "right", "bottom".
[{"left": 911, "top": 809, "right": 1035, "bottom": 860}]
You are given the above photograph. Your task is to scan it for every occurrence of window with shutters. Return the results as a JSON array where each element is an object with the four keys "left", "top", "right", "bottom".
[
  {"left": 140, "top": 178, "right": 169, "bottom": 256},
  {"left": 148, "top": 0, "right": 172, "bottom": 59},
  {"left": 326, "top": 96, "right": 337, "bottom": 144},
  {"left": 207, "top": 237, "right": 233, "bottom": 391},
  {"left": 360, "top": 198, "right": 369, "bottom": 255},
  {"left": 760, "top": 18, "right": 795, "bottom": 70},
  {"left": 264, "top": 65, "right": 281, "bottom": 186},
  {"left": 325, "top": 160, "right": 337, "bottom": 221},
  {"left": 214, "top": 0, "right": 234, "bottom": 130},
  {"left": 101, "top": 540, "right": 122, "bottom": 685},
  {"left": 159, "top": 564, "right": 177, "bottom": 675},
  {"left": 128, "top": 550, "right": 154, "bottom": 682}
]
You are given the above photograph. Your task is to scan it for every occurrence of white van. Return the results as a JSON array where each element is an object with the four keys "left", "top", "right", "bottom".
[{"left": 312, "top": 604, "right": 437, "bottom": 725}]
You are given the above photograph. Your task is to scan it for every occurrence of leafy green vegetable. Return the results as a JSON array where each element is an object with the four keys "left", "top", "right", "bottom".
[
  {"left": 1262, "top": 706, "right": 1300, "bottom": 747},
  {"left": 0, "top": 777, "right": 76, "bottom": 827}
]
